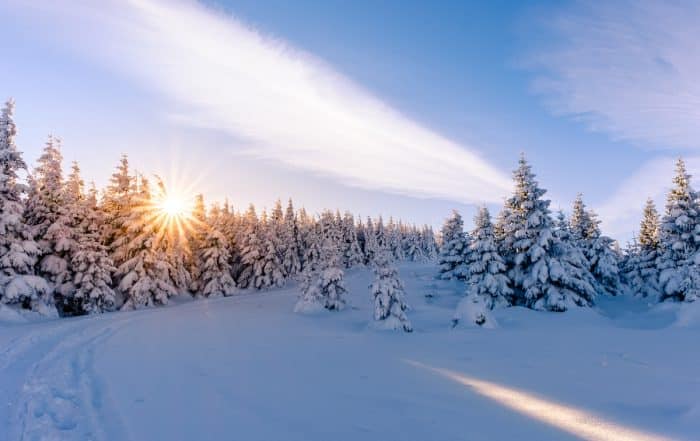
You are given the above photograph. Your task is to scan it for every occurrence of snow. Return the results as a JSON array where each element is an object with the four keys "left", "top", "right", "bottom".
[{"left": 0, "top": 261, "right": 697, "bottom": 440}]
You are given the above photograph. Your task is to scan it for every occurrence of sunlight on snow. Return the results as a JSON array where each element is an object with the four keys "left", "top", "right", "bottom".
[{"left": 406, "top": 361, "right": 675, "bottom": 441}]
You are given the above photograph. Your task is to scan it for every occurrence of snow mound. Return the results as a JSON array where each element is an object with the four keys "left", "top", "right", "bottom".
[
  {"left": 293, "top": 299, "right": 325, "bottom": 314},
  {"left": 674, "top": 301, "right": 700, "bottom": 328},
  {"left": 451, "top": 294, "right": 498, "bottom": 329},
  {"left": 369, "top": 316, "right": 413, "bottom": 332},
  {"left": 0, "top": 304, "right": 28, "bottom": 323}
]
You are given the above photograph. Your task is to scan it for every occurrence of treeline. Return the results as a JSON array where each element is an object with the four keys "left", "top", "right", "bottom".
[
  {"left": 0, "top": 99, "right": 437, "bottom": 317},
  {"left": 441, "top": 156, "right": 700, "bottom": 327},
  {"left": 621, "top": 159, "right": 700, "bottom": 303}
]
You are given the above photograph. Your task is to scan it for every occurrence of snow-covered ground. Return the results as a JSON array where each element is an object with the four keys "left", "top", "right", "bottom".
[{"left": 0, "top": 262, "right": 697, "bottom": 441}]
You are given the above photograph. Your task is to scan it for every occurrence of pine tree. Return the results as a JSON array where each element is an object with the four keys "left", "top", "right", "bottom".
[
  {"left": 421, "top": 225, "right": 438, "bottom": 260},
  {"left": 404, "top": 227, "right": 425, "bottom": 262},
  {"left": 502, "top": 157, "right": 596, "bottom": 311},
  {"left": 102, "top": 155, "right": 135, "bottom": 268},
  {"left": 115, "top": 176, "right": 177, "bottom": 309},
  {"left": 70, "top": 183, "right": 116, "bottom": 314},
  {"left": 236, "top": 204, "right": 281, "bottom": 289},
  {"left": 370, "top": 247, "right": 412, "bottom": 332},
  {"left": 463, "top": 207, "right": 512, "bottom": 308},
  {"left": 0, "top": 99, "right": 52, "bottom": 314},
  {"left": 570, "top": 194, "right": 622, "bottom": 296},
  {"left": 282, "top": 198, "right": 302, "bottom": 277},
  {"left": 628, "top": 198, "right": 662, "bottom": 298},
  {"left": 153, "top": 178, "right": 192, "bottom": 294},
  {"left": 295, "top": 237, "right": 347, "bottom": 313},
  {"left": 363, "top": 217, "right": 378, "bottom": 264},
  {"left": 197, "top": 222, "right": 236, "bottom": 297},
  {"left": 658, "top": 159, "right": 700, "bottom": 302},
  {"left": 437, "top": 210, "right": 469, "bottom": 280},
  {"left": 25, "top": 136, "right": 77, "bottom": 308},
  {"left": 341, "top": 212, "right": 363, "bottom": 268},
  {"left": 260, "top": 214, "right": 286, "bottom": 288}
]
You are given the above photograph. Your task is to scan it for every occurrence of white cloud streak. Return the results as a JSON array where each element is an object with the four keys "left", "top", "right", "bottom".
[
  {"left": 4, "top": 0, "right": 511, "bottom": 204},
  {"left": 529, "top": 1, "right": 700, "bottom": 238},
  {"left": 531, "top": 1, "right": 700, "bottom": 150},
  {"left": 595, "top": 156, "right": 700, "bottom": 239}
]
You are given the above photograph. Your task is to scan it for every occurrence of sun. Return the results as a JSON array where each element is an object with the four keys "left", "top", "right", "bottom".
[
  {"left": 147, "top": 186, "right": 199, "bottom": 249},
  {"left": 159, "top": 195, "right": 189, "bottom": 218}
]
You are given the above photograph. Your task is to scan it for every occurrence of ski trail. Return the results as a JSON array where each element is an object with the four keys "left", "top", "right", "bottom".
[{"left": 1, "top": 315, "right": 135, "bottom": 441}]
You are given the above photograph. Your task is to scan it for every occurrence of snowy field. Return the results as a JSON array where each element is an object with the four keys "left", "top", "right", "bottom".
[{"left": 0, "top": 262, "right": 698, "bottom": 441}]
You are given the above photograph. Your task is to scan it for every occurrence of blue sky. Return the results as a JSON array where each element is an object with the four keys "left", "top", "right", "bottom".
[{"left": 1, "top": 0, "right": 696, "bottom": 241}]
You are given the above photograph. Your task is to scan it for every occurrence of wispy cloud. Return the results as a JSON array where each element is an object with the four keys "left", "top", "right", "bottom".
[
  {"left": 595, "top": 156, "right": 700, "bottom": 239},
  {"left": 3, "top": 0, "right": 510, "bottom": 204},
  {"left": 527, "top": 1, "right": 700, "bottom": 238},
  {"left": 530, "top": 1, "right": 700, "bottom": 150}
]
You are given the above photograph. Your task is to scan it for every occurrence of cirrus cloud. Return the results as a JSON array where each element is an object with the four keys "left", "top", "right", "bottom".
[{"left": 2, "top": 0, "right": 511, "bottom": 204}]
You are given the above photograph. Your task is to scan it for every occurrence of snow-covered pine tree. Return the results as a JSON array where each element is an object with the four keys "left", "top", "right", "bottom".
[
  {"left": 386, "top": 217, "right": 404, "bottom": 261},
  {"left": 464, "top": 207, "right": 512, "bottom": 308},
  {"left": 70, "top": 182, "right": 116, "bottom": 314},
  {"left": 197, "top": 220, "right": 236, "bottom": 297},
  {"left": 187, "top": 193, "right": 207, "bottom": 291},
  {"left": 0, "top": 99, "right": 52, "bottom": 314},
  {"left": 569, "top": 194, "right": 622, "bottom": 296},
  {"left": 375, "top": 216, "right": 387, "bottom": 251},
  {"left": 295, "top": 237, "right": 347, "bottom": 313},
  {"left": 341, "top": 212, "right": 364, "bottom": 268},
  {"left": 301, "top": 220, "right": 323, "bottom": 276},
  {"left": 453, "top": 207, "right": 512, "bottom": 328},
  {"left": 363, "top": 216, "right": 378, "bottom": 264},
  {"left": 102, "top": 155, "right": 135, "bottom": 268},
  {"left": 421, "top": 225, "right": 438, "bottom": 260},
  {"left": 236, "top": 204, "right": 261, "bottom": 289},
  {"left": 25, "top": 136, "right": 77, "bottom": 311},
  {"left": 282, "top": 198, "right": 302, "bottom": 277},
  {"left": 658, "top": 159, "right": 700, "bottom": 302},
  {"left": 259, "top": 210, "right": 286, "bottom": 288},
  {"left": 502, "top": 156, "right": 596, "bottom": 311},
  {"left": 437, "top": 210, "right": 469, "bottom": 280},
  {"left": 629, "top": 198, "right": 662, "bottom": 298},
  {"left": 403, "top": 226, "right": 425, "bottom": 262},
  {"left": 115, "top": 175, "right": 177, "bottom": 309},
  {"left": 370, "top": 247, "right": 412, "bottom": 332},
  {"left": 270, "top": 199, "right": 287, "bottom": 276},
  {"left": 153, "top": 177, "right": 192, "bottom": 294}
]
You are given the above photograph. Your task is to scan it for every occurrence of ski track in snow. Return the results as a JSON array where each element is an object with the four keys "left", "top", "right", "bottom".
[{"left": 0, "top": 315, "right": 135, "bottom": 441}]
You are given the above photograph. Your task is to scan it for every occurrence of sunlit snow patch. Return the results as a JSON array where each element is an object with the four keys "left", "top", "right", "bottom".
[{"left": 406, "top": 361, "right": 675, "bottom": 441}]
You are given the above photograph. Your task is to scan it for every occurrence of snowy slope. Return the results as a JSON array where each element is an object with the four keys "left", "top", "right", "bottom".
[{"left": 0, "top": 262, "right": 698, "bottom": 441}]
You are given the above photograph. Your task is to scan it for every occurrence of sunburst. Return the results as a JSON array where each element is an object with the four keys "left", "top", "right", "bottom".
[{"left": 134, "top": 175, "right": 203, "bottom": 253}]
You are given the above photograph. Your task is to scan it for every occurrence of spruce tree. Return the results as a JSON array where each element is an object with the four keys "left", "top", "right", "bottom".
[
  {"left": 341, "top": 212, "right": 364, "bottom": 268},
  {"left": 282, "top": 198, "right": 302, "bottom": 277},
  {"left": 25, "top": 137, "right": 77, "bottom": 308},
  {"left": 115, "top": 176, "right": 177, "bottom": 309},
  {"left": 570, "top": 194, "right": 622, "bottom": 296},
  {"left": 260, "top": 213, "right": 286, "bottom": 288},
  {"left": 463, "top": 207, "right": 512, "bottom": 308},
  {"left": 658, "top": 159, "right": 700, "bottom": 302},
  {"left": 453, "top": 207, "right": 511, "bottom": 328},
  {"left": 70, "top": 183, "right": 116, "bottom": 314},
  {"left": 502, "top": 157, "right": 596, "bottom": 311},
  {"left": 0, "top": 99, "right": 52, "bottom": 314},
  {"left": 102, "top": 155, "right": 135, "bottom": 268},
  {"left": 437, "top": 210, "right": 469, "bottom": 280},
  {"left": 421, "top": 225, "right": 438, "bottom": 260},
  {"left": 295, "top": 237, "right": 347, "bottom": 313},
  {"left": 363, "top": 217, "right": 378, "bottom": 264},
  {"left": 370, "top": 247, "right": 412, "bottom": 332},
  {"left": 197, "top": 223, "right": 237, "bottom": 297},
  {"left": 630, "top": 198, "right": 662, "bottom": 298}
]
